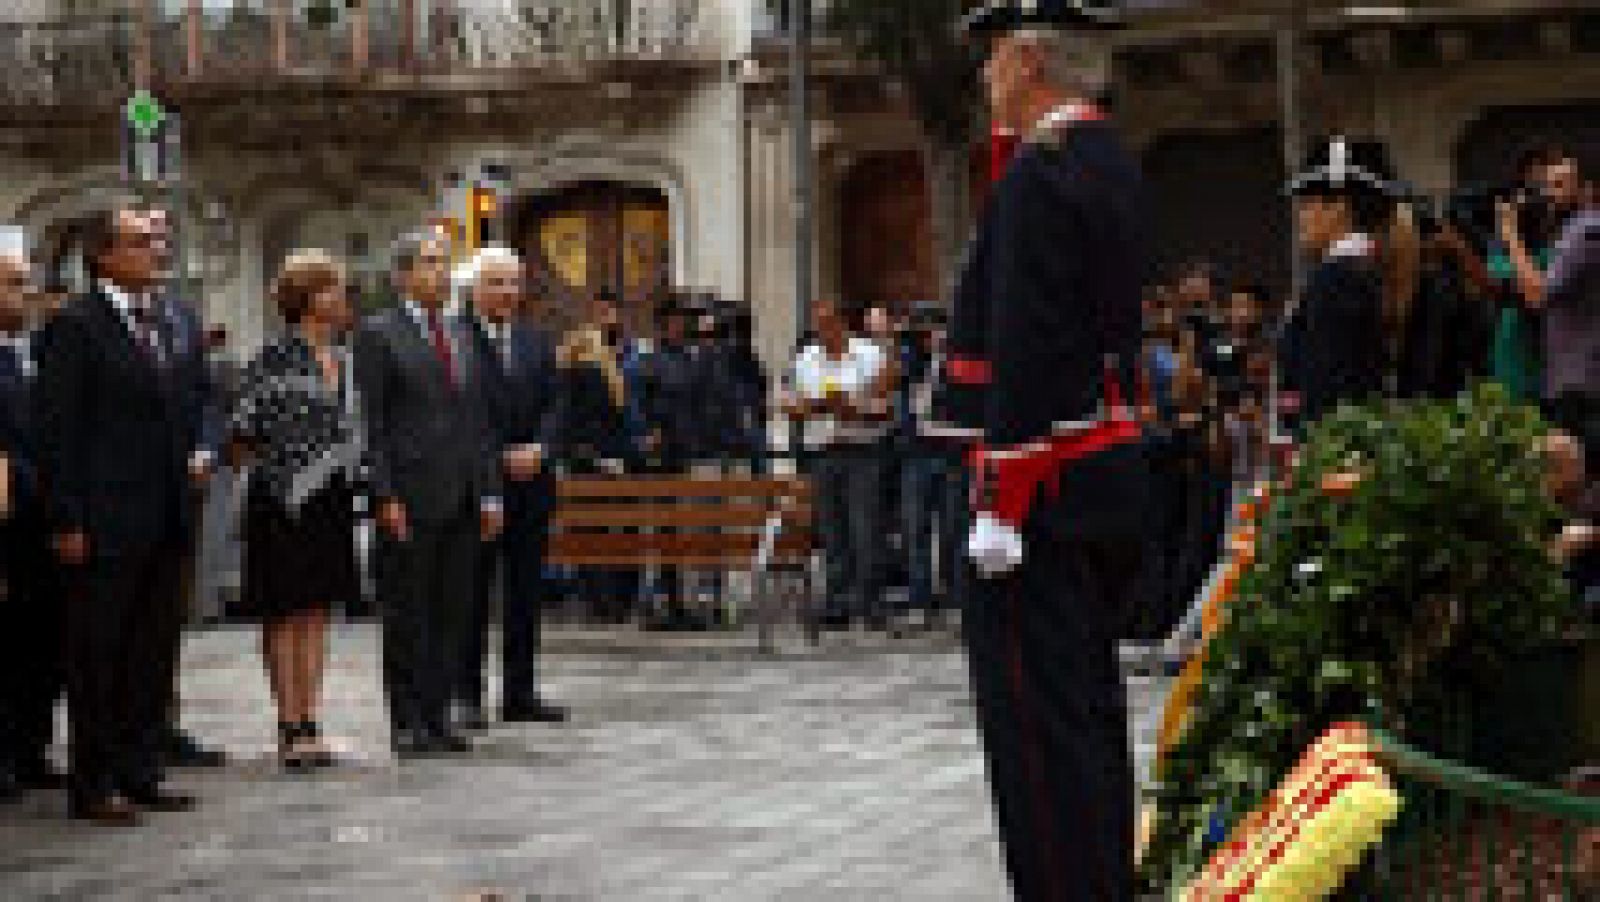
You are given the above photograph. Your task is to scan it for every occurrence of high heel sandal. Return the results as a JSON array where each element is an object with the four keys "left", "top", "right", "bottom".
[
  {"left": 296, "top": 721, "right": 339, "bottom": 769},
  {"left": 278, "top": 722, "right": 309, "bottom": 772}
]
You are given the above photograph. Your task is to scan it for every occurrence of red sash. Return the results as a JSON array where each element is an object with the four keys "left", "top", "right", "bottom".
[{"left": 975, "top": 358, "right": 1143, "bottom": 527}]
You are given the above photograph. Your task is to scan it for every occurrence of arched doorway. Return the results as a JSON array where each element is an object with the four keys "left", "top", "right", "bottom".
[
  {"left": 838, "top": 150, "right": 937, "bottom": 314},
  {"left": 510, "top": 180, "right": 671, "bottom": 336}
]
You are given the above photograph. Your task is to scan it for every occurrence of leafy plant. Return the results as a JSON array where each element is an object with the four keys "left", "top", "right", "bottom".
[{"left": 1142, "top": 385, "right": 1580, "bottom": 887}]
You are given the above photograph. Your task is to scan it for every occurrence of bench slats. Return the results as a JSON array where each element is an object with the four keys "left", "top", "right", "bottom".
[
  {"left": 549, "top": 532, "right": 813, "bottom": 558},
  {"left": 552, "top": 504, "right": 811, "bottom": 529},
  {"left": 555, "top": 477, "right": 810, "bottom": 501},
  {"left": 547, "top": 553, "right": 815, "bottom": 568}
]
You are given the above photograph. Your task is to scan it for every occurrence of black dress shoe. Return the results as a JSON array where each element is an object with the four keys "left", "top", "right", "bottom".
[
  {"left": 0, "top": 767, "right": 20, "bottom": 803},
  {"left": 123, "top": 788, "right": 198, "bottom": 813},
  {"left": 392, "top": 731, "right": 431, "bottom": 760},
  {"left": 69, "top": 795, "right": 141, "bottom": 825},
  {"left": 162, "top": 731, "right": 228, "bottom": 768},
  {"left": 14, "top": 761, "right": 67, "bottom": 791},
  {"left": 454, "top": 704, "right": 489, "bottom": 733},
  {"left": 503, "top": 699, "right": 568, "bottom": 724},
  {"left": 427, "top": 731, "right": 472, "bottom": 755}
]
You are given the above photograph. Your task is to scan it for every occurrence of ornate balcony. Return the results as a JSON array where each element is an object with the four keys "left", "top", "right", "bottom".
[{"left": 0, "top": 1, "right": 729, "bottom": 115}]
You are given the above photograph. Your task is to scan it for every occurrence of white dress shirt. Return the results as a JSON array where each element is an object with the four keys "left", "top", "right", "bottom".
[{"left": 0, "top": 331, "right": 33, "bottom": 381}]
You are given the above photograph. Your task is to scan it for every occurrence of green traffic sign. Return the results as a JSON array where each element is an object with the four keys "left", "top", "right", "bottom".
[{"left": 125, "top": 90, "right": 166, "bottom": 140}]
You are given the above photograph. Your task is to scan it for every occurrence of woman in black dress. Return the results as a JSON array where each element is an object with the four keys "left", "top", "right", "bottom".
[{"left": 229, "top": 250, "right": 361, "bottom": 769}]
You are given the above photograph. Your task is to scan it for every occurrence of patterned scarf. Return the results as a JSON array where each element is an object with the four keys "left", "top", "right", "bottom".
[{"left": 229, "top": 332, "right": 360, "bottom": 513}]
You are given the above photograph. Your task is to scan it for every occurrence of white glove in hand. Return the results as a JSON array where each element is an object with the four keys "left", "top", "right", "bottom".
[{"left": 968, "top": 514, "right": 1024, "bottom": 579}]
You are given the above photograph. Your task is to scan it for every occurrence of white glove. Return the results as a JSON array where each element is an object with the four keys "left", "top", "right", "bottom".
[{"left": 968, "top": 513, "right": 1024, "bottom": 579}]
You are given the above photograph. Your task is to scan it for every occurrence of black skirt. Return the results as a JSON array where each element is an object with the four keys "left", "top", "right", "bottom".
[{"left": 240, "top": 474, "right": 359, "bottom": 621}]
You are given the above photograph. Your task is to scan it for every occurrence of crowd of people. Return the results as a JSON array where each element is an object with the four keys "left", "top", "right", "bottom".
[{"left": 0, "top": 134, "right": 1594, "bottom": 830}]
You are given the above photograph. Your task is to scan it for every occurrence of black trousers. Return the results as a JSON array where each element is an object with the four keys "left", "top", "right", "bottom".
[
  {"left": 62, "top": 537, "right": 185, "bottom": 804},
  {"left": 458, "top": 477, "right": 554, "bottom": 711},
  {"left": 376, "top": 503, "right": 479, "bottom": 737},
  {"left": 962, "top": 499, "right": 1139, "bottom": 901},
  {"left": 0, "top": 523, "right": 64, "bottom": 772}
]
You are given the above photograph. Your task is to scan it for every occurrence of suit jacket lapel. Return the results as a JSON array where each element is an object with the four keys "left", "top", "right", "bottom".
[
  {"left": 389, "top": 307, "right": 449, "bottom": 392},
  {"left": 88, "top": 288, "right": 162, "bottom": 387}
]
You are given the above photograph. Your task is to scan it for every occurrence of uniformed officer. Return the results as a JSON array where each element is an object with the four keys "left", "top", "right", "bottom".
[
  {"left": 1277, "top": 137, "right": 1400, "bottom": 427},
  {"left": 935, "top": 2, "right": 1150, "bottom": 898}
]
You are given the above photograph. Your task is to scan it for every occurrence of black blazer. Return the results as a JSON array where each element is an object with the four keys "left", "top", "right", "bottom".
[
  {"left": 468, "top": 316, "right": 561, "bottom": 513},
  {"left": 0, "top": 339, "right": 36, "bottom": 515},
  {"left": 34, "top": 287, "right": 218, "bottom": 554},
  {"left": 468, "top": 317, "right": 560, "bottom": 452}
]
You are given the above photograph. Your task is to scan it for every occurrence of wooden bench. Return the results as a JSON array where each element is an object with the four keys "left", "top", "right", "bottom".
[{"left": 548, "top": 475, "right": 817, "bottom": 651}]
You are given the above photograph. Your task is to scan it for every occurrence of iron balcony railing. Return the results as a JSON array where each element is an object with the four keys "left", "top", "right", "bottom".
[{"left": 0, "top": 1, "right": 728, "bottom": 108}]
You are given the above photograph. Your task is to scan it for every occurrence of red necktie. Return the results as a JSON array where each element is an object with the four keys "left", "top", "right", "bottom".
[{"left": 426, "top": 308, "right": 456, "bottom": 387}]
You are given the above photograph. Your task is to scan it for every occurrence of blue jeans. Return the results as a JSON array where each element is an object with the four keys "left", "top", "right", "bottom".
[
  {"left": 900, "top": 453, "right": 968, "bottom": 613},
  {"left": 810, "top": 449, "right": 887, "bottom": 620}
]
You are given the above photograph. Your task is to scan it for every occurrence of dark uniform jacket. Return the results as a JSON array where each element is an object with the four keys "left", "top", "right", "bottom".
[
  {"left": 933, "top": 115, "right": 1150, "bottom": 539},
  {"left": 1279, "top": 247, "right": 1387, "bottom": 425}
]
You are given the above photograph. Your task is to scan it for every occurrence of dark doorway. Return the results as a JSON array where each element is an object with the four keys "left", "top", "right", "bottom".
[{"left": 510, "top": 180, "right": 671, "bottom": 335}]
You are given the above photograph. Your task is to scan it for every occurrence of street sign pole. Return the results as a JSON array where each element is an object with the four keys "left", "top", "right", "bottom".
[{"left": 790, "top": 0, "right": 813, "bottom": 344}]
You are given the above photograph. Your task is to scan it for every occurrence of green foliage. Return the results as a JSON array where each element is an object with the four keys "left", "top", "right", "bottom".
[
  {"left": 1142, "top": 386, "right": 1580, "bottom": 887},
  {"left": 770, "top": 0, "right": 984, "bottom": 146}
]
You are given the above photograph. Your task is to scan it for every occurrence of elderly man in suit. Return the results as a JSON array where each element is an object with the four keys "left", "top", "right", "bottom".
[
  {"left": 35, "top": 204, "right": 220, "bottom": 824},
  {"left": 0, "top": 226, "right": 65, "bottom": 803},
  {"left": 452, "top": 245, "right": 568, "bottom": 729},
  {"left": 354, "top": 231, "right": 504, "bottom": 758}
]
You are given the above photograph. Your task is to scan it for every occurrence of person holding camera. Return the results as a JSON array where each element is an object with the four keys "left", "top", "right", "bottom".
[
  {"left": 1536, "top": 178, "right": 1599, "bottom": 467},
  {"left": 1490, "top": 142, "right": 1584, "bottom": 404}
]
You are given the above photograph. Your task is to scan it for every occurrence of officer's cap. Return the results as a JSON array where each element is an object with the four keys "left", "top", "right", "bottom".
[
  {"left": 959, "top": 0, "right": 1126, "bottom": 38},
  {"left": 1287, "top": 136, "right": 1401, "bottom": 200}
]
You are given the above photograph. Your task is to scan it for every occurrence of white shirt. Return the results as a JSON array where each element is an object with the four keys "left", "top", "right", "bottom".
[
  {"left": 792, "top": 336, "right": 888, "bottom": 448},
  {"left": 100, "top": 279, "right": 161, "bottom": 358}
]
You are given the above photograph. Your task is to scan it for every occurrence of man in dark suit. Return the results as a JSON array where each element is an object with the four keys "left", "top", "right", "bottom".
[
  {"left": 935, "top": 4, "right": 1151, "bottom": 898},
  {"left": 454, "top": 246, "right": 567, "bottom": 727},
  {"left": 35, "top": 204, "right": 218, "bottom": 823},
  {"left": 0, "top": 228, "right": 65, "bottom": 802},
  {"left": 354, "top": 230, "right": 504, "bottom": 758}
]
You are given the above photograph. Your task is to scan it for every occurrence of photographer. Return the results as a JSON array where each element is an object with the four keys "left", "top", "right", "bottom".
[
  {"left": 1491, "top": 142, "right": 1584, "bottom": 403},
  {"left": 1539, "top": 180, "right": 1599, "bottom": 467}
]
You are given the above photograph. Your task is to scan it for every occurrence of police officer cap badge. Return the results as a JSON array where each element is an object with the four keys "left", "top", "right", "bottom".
[{"left": 1286, "top": 136, "right": 1401, "bottom": 200}]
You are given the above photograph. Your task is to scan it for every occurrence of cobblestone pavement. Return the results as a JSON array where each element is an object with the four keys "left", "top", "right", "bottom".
[{"left": 0, "top": 624, "right": 1168, "bottom": 901}]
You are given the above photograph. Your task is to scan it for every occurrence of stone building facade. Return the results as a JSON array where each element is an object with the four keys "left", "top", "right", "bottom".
[{"left": 0, "top": 1, "right": 1597, "bottom": 373}]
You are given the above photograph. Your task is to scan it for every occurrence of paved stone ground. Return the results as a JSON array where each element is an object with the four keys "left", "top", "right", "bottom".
[{"left": 0, "top": 624, "right": 1167, "bottom": 901}]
